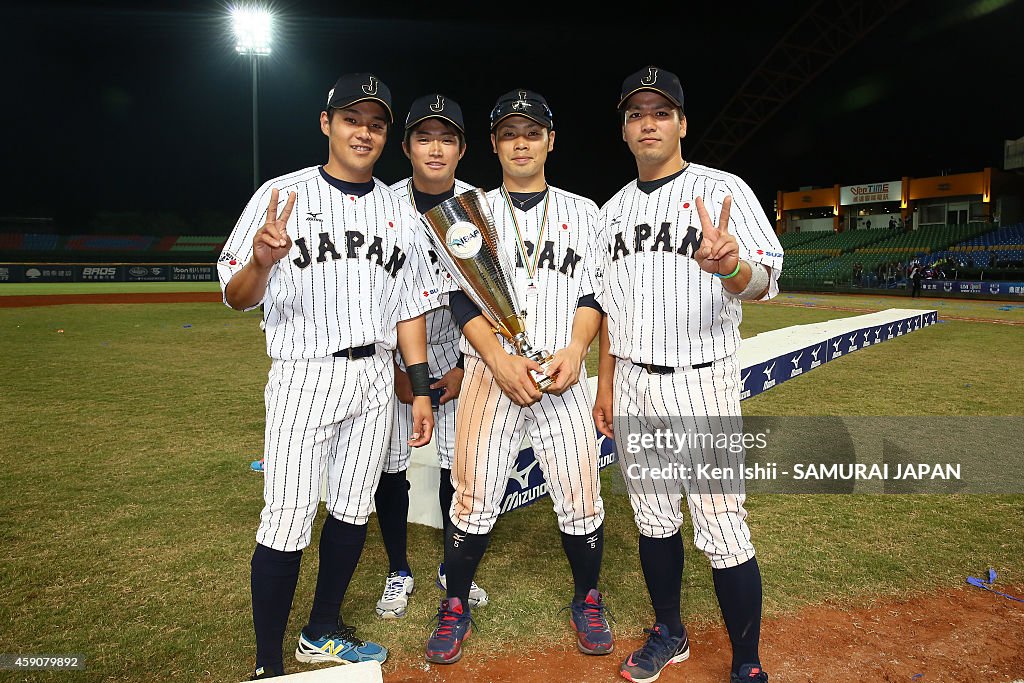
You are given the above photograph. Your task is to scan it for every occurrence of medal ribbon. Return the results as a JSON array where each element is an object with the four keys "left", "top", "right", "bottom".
[
  {"left": 407, "top": 179, "right": 418, "bottom": 213},
  {"left": 502, "top": 185, "right": 549, "bottom": 281}
]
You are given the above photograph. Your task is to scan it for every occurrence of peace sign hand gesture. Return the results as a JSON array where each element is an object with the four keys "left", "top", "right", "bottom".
[
  {"left": 693, "top": 195, "right": 739, "bottom": 276},
  {"left": 252, "top": 188, "right": 297, "bottom": 269}
]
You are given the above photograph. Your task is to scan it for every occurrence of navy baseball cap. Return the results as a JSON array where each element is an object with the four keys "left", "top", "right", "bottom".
[
  {"left": 489, "top": 89, "right": 554, "bottom": 130},
  {"left": 617, "top": 66, "right": 684, "bottom": 111},
  {"left": 325, "top": 72, "right": 394, "bottom": 124},
  {"left": 404, "top": 93, "right": 465, "bottom": 134}
]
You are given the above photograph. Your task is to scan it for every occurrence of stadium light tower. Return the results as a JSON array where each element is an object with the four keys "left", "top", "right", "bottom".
[{"left": 232, "top": 6, "right": 273, "bottom": 191}]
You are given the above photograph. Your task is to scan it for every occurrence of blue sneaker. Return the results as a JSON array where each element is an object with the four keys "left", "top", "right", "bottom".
[
  {"left": 731, "top": 663, "right": 768, "bottom": 682},
  {"left": 250, "top": 458, "right": 264, "bottom": 473},
  {"left": 425, "top": 597, "right": 473, "bottom": 664},
  {"left": 294, "top": 625, "right": 387, "bottom": 664},
  {"left": 569, "top": 589, "right": 615, "bottom": 654},
  {"left": 619, "top": 623, "right": 689, "bottom": 682}
]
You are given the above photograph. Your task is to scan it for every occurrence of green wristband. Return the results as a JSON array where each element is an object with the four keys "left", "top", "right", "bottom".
[{"left": 714, "top": 262, "right": 742, "bottom": 279}]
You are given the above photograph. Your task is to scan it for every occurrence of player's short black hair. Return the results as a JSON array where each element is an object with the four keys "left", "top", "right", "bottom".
[
  {"left": 325, "top": 106, "right": 393, "bottom": 129},
  {"left": 402, "top": 118, "right": 466, "bottom": 149},
  {"left": 619, "top": 103, "right": 684, "bottom": 126}
]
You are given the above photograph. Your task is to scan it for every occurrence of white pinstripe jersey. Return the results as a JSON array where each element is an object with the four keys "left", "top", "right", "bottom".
[
  {"left": 597, "top": 163, "right": 784, "bottom": 367},
  {"left": 218, "top": 166, "right": 442, "bottom": 360},
  {"left": 458, "top": 185, "right": 603, "bottom": 359},
  {"left": 388, "top": 176, "right": 475, "bottom": 376}
]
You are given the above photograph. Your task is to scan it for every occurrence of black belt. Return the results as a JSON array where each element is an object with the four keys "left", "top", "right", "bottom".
[
  {"left": 640, "top": 360, "right": 713, "bottom": 375},
  {"left": 332, "top": 344, "right": 376, "bottom": 360}
]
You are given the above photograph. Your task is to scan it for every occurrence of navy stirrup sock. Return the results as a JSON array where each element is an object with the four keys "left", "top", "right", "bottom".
[
  {"left": 442, "top": 525, "right": 490, "bottom": 608},
  {"left": 374, "top": 470, "right": 411, "bottom": 573},
  {"left": 251, "top": 544, "right": 302, "bottom": 673},
  {"left": 638, "top": 532, "right": 685, "bottom": 637},
  {"left": 712, "top": 556, "right": 763, "bottom": 674},
  {"left": 305, "top": 516, "right": 368, "bottom": 637},
  {"left": 560, "top": 524, "right": 605, "bottom": 603}
]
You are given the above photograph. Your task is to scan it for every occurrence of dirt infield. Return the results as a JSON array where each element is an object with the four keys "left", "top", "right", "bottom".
[
  {"left": 387, "top": 585, "right": 1024, "bottom": 682},
  {"left": 0, "top": 292, "right": 222, "bottom": 307}
]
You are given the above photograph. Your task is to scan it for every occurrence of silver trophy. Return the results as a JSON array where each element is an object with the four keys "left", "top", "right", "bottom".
[{"left": 421, "top": 188, "right": 555, "bottom": 391}]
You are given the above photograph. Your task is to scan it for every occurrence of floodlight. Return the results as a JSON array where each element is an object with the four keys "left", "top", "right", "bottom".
[
  {"left": 233, "top": 7, "right": 272, "bottom": 56},
  {"left": 230, "top": 6, "right": 274, "bottom": 189}
]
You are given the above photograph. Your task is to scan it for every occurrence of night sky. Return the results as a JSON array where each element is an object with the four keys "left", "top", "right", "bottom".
[{"left": 6, "top": 0, "right": 1021, "bottom": 228}]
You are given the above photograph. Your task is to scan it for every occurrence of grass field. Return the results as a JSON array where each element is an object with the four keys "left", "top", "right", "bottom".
[{"left": 1, "top": 291, "right": 1022, "bottom": 682}]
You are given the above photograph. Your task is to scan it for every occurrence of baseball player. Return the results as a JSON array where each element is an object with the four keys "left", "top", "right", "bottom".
[
  {"left": 424, "top": 89, "right": 613, "bottom": 664},
  {"left": 593, "top": 66, "right": 783, "bottom": 683},
  {"left": 373, "top": 93, "right": 489, "bottom": 620},
  {"left": 218, "top": 72, "right": 443, "bottom": 680}
]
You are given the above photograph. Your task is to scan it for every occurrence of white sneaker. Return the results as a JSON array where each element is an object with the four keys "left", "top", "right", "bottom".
[
  {"left": 436, "top": 563, "right": 489, "bottom": 608},
  {"left": 375, "top": 570, "right": 414, "bottom": 619}
]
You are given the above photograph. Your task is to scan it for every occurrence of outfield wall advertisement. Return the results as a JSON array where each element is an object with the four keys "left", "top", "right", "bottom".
[
  {"left": 920, "top": 280, "right": 1024, "bottom": 296},
  {"left": 0, "top": 264, "right": 217, "bottom": 283}
]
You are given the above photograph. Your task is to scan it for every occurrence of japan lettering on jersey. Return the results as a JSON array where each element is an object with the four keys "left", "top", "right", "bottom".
[
  {"left": 598, "top": 163, "right": 784, "bottom": 367},
  {"left": 389, "top": 177, "right": 475, "bottom": 376},
  {"left": 455, "top": 185, "right": 602, "bottom": 359},
  {"left": 217, "top": 166, "right": 443, "bottom": 360}
]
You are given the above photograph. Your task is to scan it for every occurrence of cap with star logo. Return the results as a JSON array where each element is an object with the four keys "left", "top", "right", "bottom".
[{"left": 489, "top": 89, "right": 554, "bottom": 130}]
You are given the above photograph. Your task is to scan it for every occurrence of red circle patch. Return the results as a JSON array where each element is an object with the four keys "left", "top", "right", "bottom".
[
  {"left": 388, "top": 221, "right": 394, "bottom": 228},
  {"left": 229, "top": 259, "right": 237, "bottom": 265},
  {"left": 683, "top": 202, "right": 691, "bottom": 209},
  {"left": 562, "top": 223, "right": 568, "bottom": 230}
]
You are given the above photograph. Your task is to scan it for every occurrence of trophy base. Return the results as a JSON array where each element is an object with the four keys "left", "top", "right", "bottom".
[{"left": 526, "top": 351, "right": 556, "bottom": 392}]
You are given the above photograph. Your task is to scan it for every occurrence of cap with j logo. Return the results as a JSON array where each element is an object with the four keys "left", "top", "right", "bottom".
[
  {"left": 325, "top": 72, "right": 394, "bottom": 124},
  {"left": 617, "top": 66, "right": 684, "bottom": 111},
  {"left": 404, "top": 93, "right": 465, "bottom": 134}
]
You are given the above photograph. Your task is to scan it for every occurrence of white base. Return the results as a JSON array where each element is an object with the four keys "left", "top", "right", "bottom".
[
  {"left": 406, "top": 447, "right": 443, "bottom": 529},
  {"left": 240, "top": 661, "right": 382, "bottom": 683}
]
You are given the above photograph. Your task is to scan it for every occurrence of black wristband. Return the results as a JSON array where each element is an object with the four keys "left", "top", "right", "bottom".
[
  {"left": 456, "top": 353, "right": 465, "bottom": 369},
  {"left": 406, "top": 362, "right": 431, "bottom": 397}
]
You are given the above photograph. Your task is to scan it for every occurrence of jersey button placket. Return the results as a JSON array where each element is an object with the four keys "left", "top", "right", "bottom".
[{"left": 344, "top": 194, "right": 359, "bottom": 224}]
